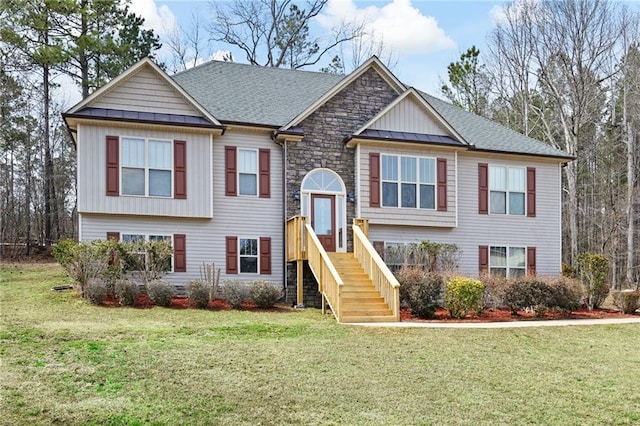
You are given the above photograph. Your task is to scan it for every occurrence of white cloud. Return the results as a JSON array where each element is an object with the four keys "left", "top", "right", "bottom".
[
  {"left": 128, "top": 0, "right": 178, "bottom": 37},
  {"left": 317, "top": 0, "right": 455, "bottom": 56}
]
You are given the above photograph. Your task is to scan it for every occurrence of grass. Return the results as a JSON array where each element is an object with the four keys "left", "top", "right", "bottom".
[{"left": 1, "top": 264, "right": 640, "bottom": 425}]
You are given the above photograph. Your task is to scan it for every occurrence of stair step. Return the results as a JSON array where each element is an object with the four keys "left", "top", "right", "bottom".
[
  {"left": 341, "top": 291, "right": 382, "bottom": 298},
  {"left": 340, "top": 315, "right": 398, "bottom": 323},
  {"left": 342, "top": 302, "right": 390, "bottom": 310},
  {"left": 341, "top": 296, "right": 385, "bottom": 304},
  {"left": 342, "top": 308, "right": 393, "bottom": 316}
]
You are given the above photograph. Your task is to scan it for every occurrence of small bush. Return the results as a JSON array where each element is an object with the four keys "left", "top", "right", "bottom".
[
  {"left": 444, "top": 277, "right": 484, "bottom": 319},
  {"left": 223, "top": 280, "right": 249, "bottom": 309},
  {"left": 114, "top": 279, "right": 140, "bottom": 306},
  {"left": 249, "top": 280, "right": 281, "bottom": 308},
  {"left": 148, "top": 280, "right": 174, "bottom": 307},
  {"left": 548, "top": 277, "right": 581, "bottom": 312},
  {"left": 576, "top": 253, "right": 610, "bottom": 310},
  {"left": 503, "top": 278, "right": 553, "bottom": 316},
  {"left": 406, "top": 273, "right": 444, "bottom": 319},
  {"left": 396, "top": 266, "right": 426, "bottom": 304},
  {"left": 611, "top": 291, "right": 640, "bottom": 314},
  {"left": 480, "top": 273, "right": 510, "bottom": 309},
  {"left": 186, "top": 280, "right": 210, "bottom": 309},
  {"left": 84, "top": 278, "right": 109, "bottom": 305}
]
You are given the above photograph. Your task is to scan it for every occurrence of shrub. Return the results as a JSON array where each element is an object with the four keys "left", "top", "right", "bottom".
[
  {"left": 503, "top": 277, "right": 581, "bottom": 316},
  {"left": 223, "top": 280, "right": 249, "bottom": 309},
  {"left": 114, "top": 279, "right": 140, "bottom": 306},
  {"left": 611, "top": 291, "right": 640, "bottom": 314},
  {"left": 406, "top": 273, "right": 444, "bottom": 319},
  {"left": 576, "top": 253, "right": 610, "bottom": 310},
  {"left": 249, "top": 280, "right": 281, "bottom": 308},
  {"left": 547, "top": 277, "right": 581, "bottom": 312},
  {"left": 396, "top": 266, "right": 426, "bottom": 304},
  {"left": 186, "top": 280, "right": 210, "bottom": 309},
  {"left": 444, "top": 277, "right": 483, "bottom": 319},
  {"left": 503, "top": 278, "right": 554, "bottom": 316},
  {"left": 84, "top": 278, "right": 109, "bottom": 305},
  {"left": 148, "top": 280, "right": 174, "bottom": 307},
  {"left": 480, "top": 273, "right": 510, "bottom": 309}
]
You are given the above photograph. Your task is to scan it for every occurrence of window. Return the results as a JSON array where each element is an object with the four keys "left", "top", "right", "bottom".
[
  {"left": 489, "top": 166, "right": 525, "bottom": 215},
  {"left": 489, "top": 246, "right": 526, "bottom": 278},
  {"left": 239, "top": 238, "right": 258, "bottom": 273},
  {"left": 382, "top": 155, "right": 436, "bottom": 209},
  {"left": 121, "top": 137, "right": 172, "bottom": 197},
  {"left": 122, "top": 233, "right": 173, "bottom": 272},
  {"left": 238, "top": 149, "right": 257, "bottom": 196}
]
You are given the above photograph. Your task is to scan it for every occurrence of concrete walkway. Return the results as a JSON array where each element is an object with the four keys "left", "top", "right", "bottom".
[{"left": 348, "top": 317, "right": 640, "bottom": 329}]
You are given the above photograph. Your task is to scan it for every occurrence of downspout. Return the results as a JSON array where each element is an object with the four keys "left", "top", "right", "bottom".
[{"left": 283, "top": 139, "right": 288, "bottom": 301}]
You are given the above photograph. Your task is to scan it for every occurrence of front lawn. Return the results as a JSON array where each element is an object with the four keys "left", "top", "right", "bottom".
[{"left": 1, "top": 264, "right": 639, "bottom": 425}]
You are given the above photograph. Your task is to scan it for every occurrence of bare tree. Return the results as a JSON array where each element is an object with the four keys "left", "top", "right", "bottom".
[
  {"left": 166, "top": 12, "right": 215, "bottom": 73},
  {"left": 210, "top": 0, "right": 363, "bottom": 69}
]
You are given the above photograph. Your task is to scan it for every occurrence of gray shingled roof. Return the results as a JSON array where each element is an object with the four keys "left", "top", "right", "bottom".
[
  {"left": 419, "top": 92, "right": 572, "bottom": 159},
  {"left": 173, "top": 60, "right": 343, "bottom": 126},
  {"left": 172, "top": 60, "right": 571, "bottom": 159}
]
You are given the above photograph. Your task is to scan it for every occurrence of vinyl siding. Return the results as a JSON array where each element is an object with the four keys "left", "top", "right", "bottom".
[
  {"left": 369, "top": 97, "right": 449, "bottom": 135},
  {"left": 368, "top": 152, "right": 563, "bottom": 277},
  {"left": 77, "top": 124, "right": 212, "bottom": 218},
  {"left": 92, "top": 66, "right": 200, "bottom": 116},
  {"left": 358, "top": 144, "right": 457, "bottom": 227},
  {"left": 80, "top": 214, "right": 284, "bottom": 286},
  {"left": 80, "top": 129, "right": 285, "bottom": 286}
]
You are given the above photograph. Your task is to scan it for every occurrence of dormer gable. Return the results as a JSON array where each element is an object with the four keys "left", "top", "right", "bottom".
[{"left": 64, "top": 58, "right": 222, "bottom": 133}]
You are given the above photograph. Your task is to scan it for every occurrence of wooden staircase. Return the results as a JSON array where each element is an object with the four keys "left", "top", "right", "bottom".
[{"left": 326, "top": 252, "right": 396, "bottom": 323}]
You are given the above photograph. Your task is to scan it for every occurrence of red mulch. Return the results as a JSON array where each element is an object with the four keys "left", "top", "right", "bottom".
[
  {"left": 400, "top": 306, "right": 637, "bottom": 322},
  {"left": 98, "top": 295, "right": 291, "bottom": 312}
]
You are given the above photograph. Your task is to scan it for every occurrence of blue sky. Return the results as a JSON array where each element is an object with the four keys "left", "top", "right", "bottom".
[{"left": 131, "top": 0, "right": 507, "bottom": 94}]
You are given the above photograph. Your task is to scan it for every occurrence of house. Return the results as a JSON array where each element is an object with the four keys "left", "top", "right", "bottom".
[{"left": 63, "top": 56, "right": 573, "bottom": 322}]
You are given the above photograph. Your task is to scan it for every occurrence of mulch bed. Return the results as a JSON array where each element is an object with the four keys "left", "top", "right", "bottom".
[
  {"left": 100, "top": 295, "right": 292, "bottom": 312},
  {"left": 400, "top": 306, "right": 638, "bottom": 322}
]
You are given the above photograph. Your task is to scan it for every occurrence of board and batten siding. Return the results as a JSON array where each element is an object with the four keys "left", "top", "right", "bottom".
[
  {"left": 368, "top": 153, "right": 563, "bottom": 277},
  {"left": 80, "top": 129, "right": 285, "bottom": 286},
  {"left": 77, "top": 124, "right": 212, "bottom": 218},
  {"left": 92, "top": 66, "right": 199, "bottom": 116},
  {"left": 369, "top": 97, "right": 450, "bottom": 136},
  {"left": 358, "top": 143, "right": 457, "bottom": 227}
]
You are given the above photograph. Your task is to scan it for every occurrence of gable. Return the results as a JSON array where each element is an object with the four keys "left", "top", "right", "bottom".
[
  {"left": 368, "top": 96, "right": 451, "bottom": 136},
  {"left": 90, "top": 65, "right": 202, "bottom": 117}
]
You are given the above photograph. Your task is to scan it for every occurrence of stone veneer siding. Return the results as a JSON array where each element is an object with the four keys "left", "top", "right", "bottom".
[{"left": 285, "top": 68, "right": 399, "bottom": 307}]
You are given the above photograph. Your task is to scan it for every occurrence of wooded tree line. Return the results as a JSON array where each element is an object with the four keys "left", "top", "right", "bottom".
[
  {"left": 0, "top": 0, "right": 160, "bottom": 256},
  {"left": 442, "top": 0, "right": 639, "bottom": 287},
  {"left": 1, "top": 0, "right": 637, "bottom": 287}
]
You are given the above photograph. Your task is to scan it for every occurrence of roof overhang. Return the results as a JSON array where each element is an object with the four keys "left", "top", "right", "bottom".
[
  {"left": 274, "top": 126, "right": 305, "bottom": 142},
  {"left": 345, "top": 135, "right": 468, "bottom": 152}
]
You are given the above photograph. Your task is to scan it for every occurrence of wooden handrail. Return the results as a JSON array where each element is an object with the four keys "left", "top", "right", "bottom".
[
  {"left": 304, "top": 223, "right": 344, "bottom": 322},
  {"left": 352, "top": 224, "right": 400, "bottom": 321}
]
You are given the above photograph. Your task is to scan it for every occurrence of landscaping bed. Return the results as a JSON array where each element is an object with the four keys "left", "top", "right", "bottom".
[{"left": 400, "top": 306, "right": 637, "bottom": 322}]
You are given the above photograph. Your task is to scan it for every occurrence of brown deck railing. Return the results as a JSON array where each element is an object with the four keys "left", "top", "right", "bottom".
[
  {"left": 352, "top": 223, "right": 400, "bottom": 321},
  {"left": 304, "top": 223, "right": 344, "bottom": 322}
]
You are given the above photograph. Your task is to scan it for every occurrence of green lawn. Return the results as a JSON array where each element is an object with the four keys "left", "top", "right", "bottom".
[{"left": 1, "top": 264, "right": 639, "bottom": 425}]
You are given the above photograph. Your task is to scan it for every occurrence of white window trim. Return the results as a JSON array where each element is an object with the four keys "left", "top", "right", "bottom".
[
  {"left": 120, "top": 136, "right": 173, "bottom": 198},
  {"left": 121, "top": 233, "right": 174, "bottom": 273},
  {"left": 381, "top": 154, "right": 437, "bottom": 210},
  {"left": 237, "top": 148, "right": 258, "bottom": 197},
  {"left": 238, "top": 237, "right": 259, "bottom": 274},
  {"left": 488, "top": 245, "right": 527, "bottom": 278},
  {"left": 489, "top": 165, "right": 526, "bottom": 216}
]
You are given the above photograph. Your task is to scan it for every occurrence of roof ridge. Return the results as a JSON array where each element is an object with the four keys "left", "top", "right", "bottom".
[{"left": 172, "top": 59, "right": 347, "bottom": 79}]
